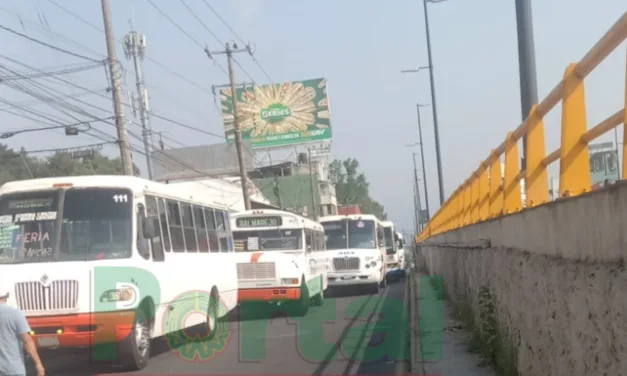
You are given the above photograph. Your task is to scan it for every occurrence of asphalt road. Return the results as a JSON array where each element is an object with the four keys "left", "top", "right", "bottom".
[{"left": 37, "top": 279, "right": 409, "bottom": 376}]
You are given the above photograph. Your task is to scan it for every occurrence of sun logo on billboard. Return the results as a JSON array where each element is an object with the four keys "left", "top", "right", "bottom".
[
  {"left": 233, "top": 80, "right": 330, "bottom": 136},
  {"left": 162, "top": 290, "right": 232, "bottom": 362}
]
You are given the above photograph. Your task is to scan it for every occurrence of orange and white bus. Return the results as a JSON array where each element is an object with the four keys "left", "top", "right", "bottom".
[
  {"left": 230, "top": 209, "right": 328, "bottom": 316},
  {"left": 0, "top": 176, "right": 238, "bottom": 370}
]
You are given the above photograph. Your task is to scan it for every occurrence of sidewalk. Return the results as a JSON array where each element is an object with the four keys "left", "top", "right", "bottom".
[{"left": 408, "top": 272, "right": 497, "bottom": 376}]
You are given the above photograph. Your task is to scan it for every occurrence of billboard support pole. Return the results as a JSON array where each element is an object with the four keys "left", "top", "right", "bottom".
[
  {"left": 307, "top": 147, "right": 318, "bottom": 221},
  {"left": 207, "top": 42, "right": 252, "bottom": 210}
]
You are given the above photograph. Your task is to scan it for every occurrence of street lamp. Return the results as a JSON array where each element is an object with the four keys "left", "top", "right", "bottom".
[
  {"left": 0, "top": 122, "right": 92, "bottom": 139},
  {"left": 401, "top": 66, "right": 430, "bottom": 74},
  {"left": 407, "top": 0, "right": 448, "bottom": 206}
]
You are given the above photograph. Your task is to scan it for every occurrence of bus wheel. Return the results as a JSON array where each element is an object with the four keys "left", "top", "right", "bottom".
[
  {"left": 369, "top": 282, "right": 380, "bottom": 295},
  {"left": 205, "top": 289, "right": 219, "bottom": 340},
  {"left": 119, "top": 307, "right": 151, "bottom": 370},
  {"left": 311, "top": 276, "right": 325, "bottom": 306},
  {"left": 292, "top": 279, "right": 310, "bottom": 316},
  {"left": 380, "top": 271, "right": 387, "bottom": 289}
]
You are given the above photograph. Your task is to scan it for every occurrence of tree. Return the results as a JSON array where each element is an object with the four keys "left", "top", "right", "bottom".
[
  {"left": 0, "top": 143, "right": 140, "bottom": 186},
  {"left": 329, "top": 158, "right": 387, "bottom": 219}
]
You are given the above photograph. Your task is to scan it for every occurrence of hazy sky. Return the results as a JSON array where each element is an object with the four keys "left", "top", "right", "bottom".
[{"left": 1, "top": 0, "right": 625, "bottom": 233}]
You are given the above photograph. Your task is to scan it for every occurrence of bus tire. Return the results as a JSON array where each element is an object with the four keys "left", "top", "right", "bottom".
[
  {"left": 380, "top": 271, "right": 387, "bottom": 289},
  {"left": 292, "top": 278, "right": 310, "bottom": 316},
  {"left": 205, "top": 288, "right": 219, "bottom": 340},
  {"left": 119, "top": 305, "right": 152, "bottom": 370},
  {"left": 311, "top": 276, "right": 325, "bottom": 306},
  {"left": 369, "top": 282, "right": 380, "bottom": 295}
]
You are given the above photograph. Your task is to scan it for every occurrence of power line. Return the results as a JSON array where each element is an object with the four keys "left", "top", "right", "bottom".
[
  {"left": 20, "top": 141, "right": 116, "bottom": 155},
  {"left": 0, "top": 24, "right": 103, "bottom": 62},
  {"left": 0, "top": 62, "right": 240, "bottom": 195},
  {"left": 147, "top": 0, "right": 228, "bottom": 76},
  {"left": 179, "top": 0, "right": 223, "bottom": 45},
  {"left": 0, "top": 62, "right": 103, "bottom": 80},
  {"left": 43, "top": 0, "right": 212, "bottom": 94},
  {"left": 201, "top": 0, "right": 273, "bottom": 82},
  {"left": 147, "top": 0, "right": 204, "bottom": 48},
  {"left": 0, "top": 54, "right": 221, "bottom": 144},
  {"left": 150, "top": 112, "right": 224, "bottom": 139}
]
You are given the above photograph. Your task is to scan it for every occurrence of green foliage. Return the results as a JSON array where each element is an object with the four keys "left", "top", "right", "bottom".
[
  {"left": 328, "top": 158, "right": 386, "bottom": 220},
  {"left": 0, "top": 143, "right": 140, "bottom": 186}
]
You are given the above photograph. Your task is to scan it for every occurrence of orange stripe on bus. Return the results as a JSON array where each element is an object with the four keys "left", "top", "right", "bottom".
[{"left": 250, "top": 252, "right": 263, "bottom": 263}]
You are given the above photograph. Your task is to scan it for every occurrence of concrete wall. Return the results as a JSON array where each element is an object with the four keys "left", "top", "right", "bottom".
[{"left": 420, "top": 181, "right": 627, "bottom": 376}]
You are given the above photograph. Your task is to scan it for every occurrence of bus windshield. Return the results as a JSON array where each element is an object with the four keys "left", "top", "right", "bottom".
[
  {"left": 0, "top": 188, "right": 133, "bottom": 264},
  {"left": 233, "top": 229, "right": 302, "bottom": 252},
  {"left": 383, "top": 227, "right": 395, "bottom": 254},
  {"left": 322, "top": 219, "right": 377, "bottom": 250}
]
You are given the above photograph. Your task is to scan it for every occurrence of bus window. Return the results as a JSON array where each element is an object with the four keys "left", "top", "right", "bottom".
[
  {"left": 193, "top": 206, "right": 209, "bottom": 252},
  {"left": 215, "top": 210, "right": 229, "bottom": 253},
  {"left": 157, "top": 198, "right": 171, "bottom": 252},
  {"left": 180, "top": 203, "right": 197, "bottom": 252},
  {"left": 145, "top": 196, "right": 164, "bottom": 261},
  {"left": 606, "top": 152, "right": 617, "bottom": 172},
  {"left": 205, "top": 208, "right": 220, "bottom": 252},
  {"left": 167, "top": 200, "right": 185, "bottom": 252}
]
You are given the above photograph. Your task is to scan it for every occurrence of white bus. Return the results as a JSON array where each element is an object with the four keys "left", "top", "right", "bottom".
[
  {"left": 380, "top": 221, "right": 401, "bottom": 269},
  {"left": 319, "top": 215, "right": 388, "bottom": 293},
  {"left": 230, "top": 210, "right": 327, "bottom": 316},
  {"left": 396, "top": 231, "right": 407, "bottom": 271},
  {"left": 0, "top": 176, "right": 238, "bottom": 370}
]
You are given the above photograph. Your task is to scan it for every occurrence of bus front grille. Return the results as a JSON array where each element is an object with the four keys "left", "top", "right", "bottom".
[
  {"left": 333, "top": 257, "right": 360, "bottom": 271},
  {"left": 15, "top": 280, "right": 79, "bottom": 312},
  {"left": 236, "top": 262, "right": 276, "bottom": 280}
]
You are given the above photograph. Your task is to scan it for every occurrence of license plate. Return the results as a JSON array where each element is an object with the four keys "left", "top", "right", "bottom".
[
  {"left": 341, "top": 276, "right": 356, "bottom": 280},
  {"left": 37, "top": 336, "right": 60, "bottom": 348},
  {"left": 387, "top": 255, "right": 395, "bottom": 260}
]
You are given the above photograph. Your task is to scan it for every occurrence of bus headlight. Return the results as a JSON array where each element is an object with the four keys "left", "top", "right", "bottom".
[
  {"left": 100, "top": 288, "right": 135, "bottom": 303},
  {"left": 281, "top": 278, "right": 299, "bottom": 285}
]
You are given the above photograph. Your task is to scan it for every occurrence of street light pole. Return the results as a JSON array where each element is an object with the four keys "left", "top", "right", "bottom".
[
  {"left": 514, "top": 0, "right": 539, "bottom": 170},
  {"left": 415, "top": 103, "right": 430, "bottom": 219},
  {"left": 423, "top": 0, "right": 445, "bottom": 204},
  {"left": 413, "top": 153, "right": 425, "bottom": 231}
]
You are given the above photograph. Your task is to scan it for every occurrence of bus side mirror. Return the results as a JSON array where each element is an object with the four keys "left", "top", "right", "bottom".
[{"left": 143, "top": 216, "right": 158, "bottom": 239}]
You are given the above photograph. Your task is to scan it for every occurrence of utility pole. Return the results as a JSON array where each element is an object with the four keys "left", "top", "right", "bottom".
[
  {"left": 101, "top": 0, "right": 134, "bottom": 175},
  {"left": 515, "top": 0, "right": 539, "bottom": 170},
  {"left": 415, "top": 103, "right": 430, "bottom": 219},
  {"left": 412, "top": 179, "right": 418, "bottom": 234},
  {"left": 206, "top": 42, "right": 253, "bottom": 210},
  {"left": 422, "top": 0, "right": 445, "bottom": 204},
  {"left": 413, "top": 153, "right": 424, "bottom": 232},
  {"left": 307, "top": 148, "right": 318, "bottom": 221},
  {"left": 124, "top": 30, "right": 155, "bottom": 180}
]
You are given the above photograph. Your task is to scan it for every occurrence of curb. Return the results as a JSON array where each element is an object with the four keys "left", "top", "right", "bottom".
[{"left": 408, "top": 271, "right": 427, "bottom": 375}]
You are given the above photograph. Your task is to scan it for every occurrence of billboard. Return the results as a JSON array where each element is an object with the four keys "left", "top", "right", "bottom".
[{"left": 219, "top": 78, "right": 331, "bottom": 149}]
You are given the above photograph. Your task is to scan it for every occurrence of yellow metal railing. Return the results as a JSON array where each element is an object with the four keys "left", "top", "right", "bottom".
[{"left": 417, "top": 12, "right": 627, "bottom": 243}]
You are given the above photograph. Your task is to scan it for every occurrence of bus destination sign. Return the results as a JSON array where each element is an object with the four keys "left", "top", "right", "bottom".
[{"left": 236, "top": 216, "right": 282, "bottom": 228}]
